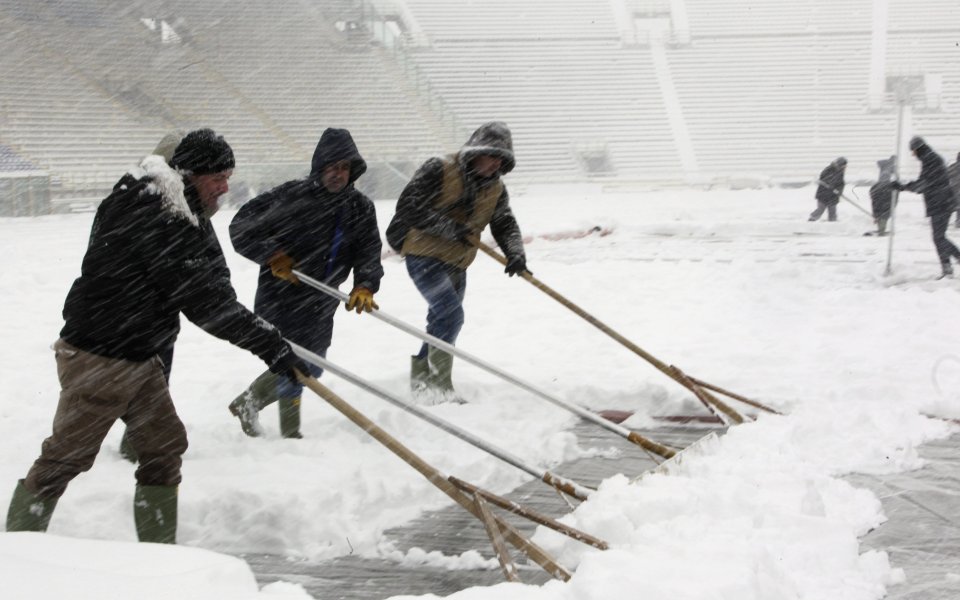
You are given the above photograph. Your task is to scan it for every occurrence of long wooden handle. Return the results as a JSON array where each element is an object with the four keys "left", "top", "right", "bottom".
[
  {"left": 475, "top": 241, "right": 744, "bottom": 424},
  {"left": 297, "top": 371, "right": 572, "bottom": 581}
]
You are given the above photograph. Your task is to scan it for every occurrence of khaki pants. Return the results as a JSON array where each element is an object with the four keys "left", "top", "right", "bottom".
[{"left": 24, "top": 340, "right": 188, "bottom": 498}]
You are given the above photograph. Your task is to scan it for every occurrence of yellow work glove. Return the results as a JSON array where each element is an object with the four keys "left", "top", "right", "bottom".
[
  {"left": 267, "top": 251, "right": 299, "bottom": 284},
  {"left": 345, "top": 287, "right": 378, "bottom": 314}
]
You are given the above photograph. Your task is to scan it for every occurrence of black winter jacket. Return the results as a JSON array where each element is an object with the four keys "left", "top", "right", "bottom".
[
  {"left": 815, "top": 163, "right": 845, "bottom": 206},
  {"left": 870, "top": 181, "right": 894, "bottom": 220},
  {"left": 388, "top": 156, "right": 525, "bottom": 265},
  {"left": 60, "top": 156, "right": 286, "bottom": 364},
  {"left": 229, "top": 132, "right": 383, "bottom": 349},
  {"left": 904, "top": 142, "right": 957, "bottom": 217}
]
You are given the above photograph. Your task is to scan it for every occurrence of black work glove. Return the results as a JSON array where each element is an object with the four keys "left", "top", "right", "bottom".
[
  {"left": 504, "top": 256, "right": 528, "bottom": 277},
  {"left": 267, "top": 343, "right": 310, "bottom": 385}
]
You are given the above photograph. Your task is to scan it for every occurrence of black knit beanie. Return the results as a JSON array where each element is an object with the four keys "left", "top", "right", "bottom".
[{"left": 170, "top": 128, "right": 235, "bottom": 175}]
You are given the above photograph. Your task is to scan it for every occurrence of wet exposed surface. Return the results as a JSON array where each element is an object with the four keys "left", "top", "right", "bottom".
[
  {"left": 241, "top": 423, "right": 960, "bottom": 600},
  {"left": 850, "top": 431, "right": 960, "bottom": 600},
  {"left": 241, "top": 420, "right": 713, "bottom": 599}
]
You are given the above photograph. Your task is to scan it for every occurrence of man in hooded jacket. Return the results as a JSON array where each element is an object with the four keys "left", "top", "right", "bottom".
[
  {"left": 5, "top": 129, "right": 307, "bottom": 543},
  {"left": 809, "top": 157, "right": 847, "bottom": 222},
  {"left": 894, "top": 136, "right": 960, "bottom": 278},
  {"left": 869, "top": 156, "right": 897, "bottom": 236},
  {"left": 385, "top": 121, "right": 528, "bottom": 402},
  {"left": 228, "top": 128, "right": 383, "bottom": 438}
]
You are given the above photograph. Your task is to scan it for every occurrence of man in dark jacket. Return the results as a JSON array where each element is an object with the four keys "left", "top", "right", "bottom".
[
  {"left": 894, "top": 136, "right": 960, "bottom": 278},
  {"left": 385, "top": 121, "right": 527, "bottom": 403},
  {"left": 809, "top": 157, "right": 847, "bottom": 221},
  {"left": 5, "top": 129, "right": 307, "bottom": 543},
  {"left": 228, "top": 128, "right": 383, "bottom": 438},
  {"left": 869, "top": 156, "right": 897, "bottom": 236}
]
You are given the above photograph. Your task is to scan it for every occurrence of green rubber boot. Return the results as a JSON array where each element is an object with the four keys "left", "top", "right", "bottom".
[
  {"left": 411, "top": 355, "right": 429, "bottom": 394},
  {"left": 228, "top": 370, "right": 280, "bottom": 437},
  {"left": 134, "top": 484, "right": 177, "bottom": 544},
  {"left": 426, "top": 346, "right": 466, "bottom": 404},
  {"left": 278, "top": 396, "right": 303, "bottom": 439},
  {"left": 6, "top": 479, "right": 58, "bottom": 532}
]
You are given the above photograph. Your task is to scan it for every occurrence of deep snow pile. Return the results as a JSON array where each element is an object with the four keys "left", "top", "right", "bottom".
[{"left": 1, "top": 185, "right": 957, "bottom": 599}]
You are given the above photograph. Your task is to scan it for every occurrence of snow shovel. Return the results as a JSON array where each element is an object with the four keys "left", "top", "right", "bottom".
[
  {"left": 292, "top": 269, "right": 679, "bottom": 461},
  {"left": 295, "top": 370, "right": 609, "bottom": 583},
  {"left": 288, "top": 341, "right": 594, "bottom": 502},
  {"left": 472, "top": 241, "right": 779, "bottom": 425},
  {"left": 814, "top": 178, "right": 874, "bottom": 219}
]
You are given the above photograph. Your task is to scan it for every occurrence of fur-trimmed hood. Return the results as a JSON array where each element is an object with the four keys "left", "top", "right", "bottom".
[{"left": 127, "top": 154, "right": 199, "bottom": 227}]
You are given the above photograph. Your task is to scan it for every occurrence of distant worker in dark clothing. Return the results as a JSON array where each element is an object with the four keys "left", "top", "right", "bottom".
[
  {"left": 5, "top": 129, "right": 307, "bottom": 543},
  {"left": 868, "top": 156, "right": 897, "bottom": 236},
  {"left": 947, "top": 151, "right": 960, "bottom": 227},
  {"left": 809, "top": 157, "right": 847, "bottom": 222},
  {"left": 228, "top": 128, "right": 383, "bottom": 438},
  {"left": 894, "top": 136, "right": 960, "bottom": 279}
]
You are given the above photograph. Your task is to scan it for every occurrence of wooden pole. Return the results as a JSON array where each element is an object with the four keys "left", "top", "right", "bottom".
[
  {"left": 450, "top": 477, "right": 609, "bottom": 551},
  {"left": 292, "top": 270, "right": 678, "bottom": 459},
  {"left": 473, "top": 492, "right": 521, "bottom": 582},
  {"left": 289, "top": 342, "right": 595, "bottom": 501},
  {"left": 474, "top": 240, "right": 745, "bottom": 424},
  {"left": 686, "top": 376, "right": 781, "bottom": 415},
  {"left": 297, "top": 372, "right": 572, "bottom": 581}
]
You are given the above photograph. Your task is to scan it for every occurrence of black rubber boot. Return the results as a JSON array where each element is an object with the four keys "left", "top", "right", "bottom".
[
  {"left": 6, "top": 479, "right": 58, "bottom": 532},
  {"left": 134, "top": 484, "right": 177, "bottom": 544},
  {"left": 228, "top": 370, "right": 280, "bottom": 437}
]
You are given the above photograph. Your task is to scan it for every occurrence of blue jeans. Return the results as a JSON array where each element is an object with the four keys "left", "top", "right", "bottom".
[{"left": 405, "top": 255, "right": 467, "bottom": 358}]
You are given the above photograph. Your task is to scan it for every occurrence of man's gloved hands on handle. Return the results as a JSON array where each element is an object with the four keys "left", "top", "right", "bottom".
[
  {"left": 345, "top": 287, "right": 378, "bottom": 313},
  {"left": 504, "top": 255, "right": 529, "bottom": 277},
  {"left": 268, "top": 343, "right": 311, "bottom": 385},
  {"left": 268, "top": 250, "right": 299, "bottom": 284}
]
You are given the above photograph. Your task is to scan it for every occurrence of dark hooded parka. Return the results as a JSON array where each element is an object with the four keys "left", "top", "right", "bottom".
[
  {"left": 899, "top": 136, "right": 960, "bottom": 274},
  {"left": 816, "top": 158, "right": 847, "bottom": 207},
  {"left": 229, "top": 128, "right": 383, "bottom": 354},
  {"left": 902, "top": 138, "right": 957, "bottom": 217},
  {"left": 386, "top": 120, "right": 526, "bottom": 269},
  {"left": 870, "top": 156, "right": 897, "bottom": 221}
]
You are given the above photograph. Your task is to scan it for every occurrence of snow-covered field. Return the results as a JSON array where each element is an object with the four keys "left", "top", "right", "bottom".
[{"left": 1, "top": 184, "right": 958, "bottom": 599}]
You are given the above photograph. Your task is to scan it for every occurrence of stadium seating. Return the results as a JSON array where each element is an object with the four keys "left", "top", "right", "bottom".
[{"left": 0, "top": 0, "right": 957, "bottom": 210}]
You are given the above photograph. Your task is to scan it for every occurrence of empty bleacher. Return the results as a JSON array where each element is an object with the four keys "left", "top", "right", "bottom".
[{"left": 1, "top": 0, "right": 958, "bottom": 209}]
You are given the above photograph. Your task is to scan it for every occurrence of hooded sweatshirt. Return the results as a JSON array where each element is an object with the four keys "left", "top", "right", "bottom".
[
  {"left": 386, "top": 121, "right": 525, "bottom": 269},
  {"left": 229, "top": 129, "right": 383, "bottom": 350}
]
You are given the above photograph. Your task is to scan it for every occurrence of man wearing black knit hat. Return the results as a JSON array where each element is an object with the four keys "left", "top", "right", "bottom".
[
  {"left": 5, "top": 128, "right": 308, "bottom": 543},
  {"left": 228, "top": 128, "right": 383, "bottom": 438}
]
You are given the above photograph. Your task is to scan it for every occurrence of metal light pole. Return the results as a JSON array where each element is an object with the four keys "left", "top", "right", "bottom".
[{"left": 884, "top": 75, "right": 923, "bottom": 276}]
